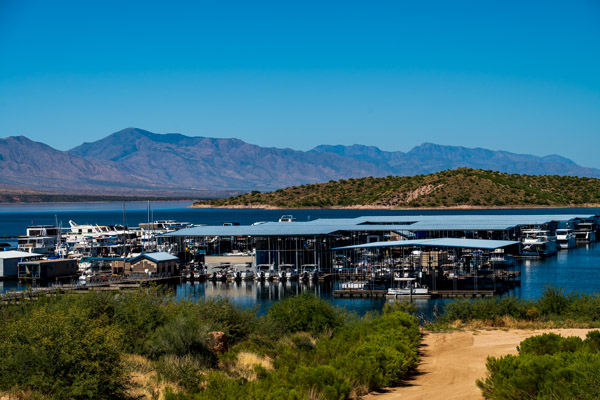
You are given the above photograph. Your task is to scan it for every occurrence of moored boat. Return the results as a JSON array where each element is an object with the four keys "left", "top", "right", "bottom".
[
  {"left": 521, "top": 229, "right": 557, "bottom": 257},
  {"left": 556, "top": 229, "right": 576, "bottom": 249},
  {"left": 278, "top": 264, "right": 298, "bottom": 281},
  {"left": 387, "top": 278, "right": 429, "bottom": 297}
]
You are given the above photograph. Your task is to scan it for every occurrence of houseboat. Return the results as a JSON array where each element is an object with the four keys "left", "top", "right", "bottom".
[
  {"left": 521, "top": 229, "right": 557, "bottom": 257},
  {"left": 555, "top": 229, "right": 577, "bottom": 249}
]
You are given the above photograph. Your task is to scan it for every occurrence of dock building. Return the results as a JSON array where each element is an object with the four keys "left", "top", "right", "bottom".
[
  {"left": 112, "top": 252, "right": 180, "bottom": 277},
  {"left": 0, "top": 251, "right": 43, "bottom": 278},
  {"left": 17, "top": 258, "right": 78, "bottom": 280},
  {"left": 162, "top": 214, "right": 599, "bottom": 270}
]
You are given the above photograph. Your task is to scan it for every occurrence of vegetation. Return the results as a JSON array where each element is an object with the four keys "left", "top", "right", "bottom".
[
  {"left": 196, "top": 168, "right": 600, "bottom": 208},
  {"left": 428, "top": 288, "right": 600, "bottom": 399},
  {"left": 432, "top": 286, "right": 600, "bottom": 329},
  {"left": 477, "top": 331, "right": 600, "bottom": 399},
  {"left": 0, "top": 290, "right": 420, "bottom": 400}
]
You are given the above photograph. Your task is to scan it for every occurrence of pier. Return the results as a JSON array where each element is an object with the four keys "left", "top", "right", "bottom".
[{"left": 333, "top": 289, "right": 496, "bottom": 299}]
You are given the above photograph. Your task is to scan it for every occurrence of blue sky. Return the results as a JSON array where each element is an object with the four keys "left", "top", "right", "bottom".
[{"left": 1, "top": 0, "right": 599, "bottom": 167}]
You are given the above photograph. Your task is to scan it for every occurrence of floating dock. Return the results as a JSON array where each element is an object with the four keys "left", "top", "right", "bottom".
[{"left": 333, "top": 289, "right": 496, "bottom": 299}]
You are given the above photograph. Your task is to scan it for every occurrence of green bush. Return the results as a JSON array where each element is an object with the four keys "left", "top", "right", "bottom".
[
  {"left": 436, "top": 286, "right": 600, "bottom": 327},
  {"left": 517, "top": 333, "right": 583, "bottom": 356},
  {"left": 477, "top": 331, "right": 600, "bottom": 399},
  {"left": 0, "top": 290, "right": 421, "bottom": 400},
  {"left": 266, "top": 293, "right": 347, "bottom": 336},
  {"left": 186, "top": 297, "right": 258, "bottom": 345},
  {"left": 0, "top": 298, "right": 125, "bottom": 399},
  {"left": 438, "top": 296, "right": 533, "bottom": 323},
  {"left": 151, "top": 311, "right": 217, "bottom": 368}
]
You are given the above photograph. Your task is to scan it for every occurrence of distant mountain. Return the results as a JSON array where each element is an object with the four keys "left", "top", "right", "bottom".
[
  {"left": 0, "top": 136, "right": 157, "bottom": 192},
  {"left": 1, "top": 127, "right": 599, "bottom": 196},
  {"left": 69, "top": 128, "right": 386, "bottom": 190},
  {"left": 311, "top": 143, "right": 600, "bottom": 178}
]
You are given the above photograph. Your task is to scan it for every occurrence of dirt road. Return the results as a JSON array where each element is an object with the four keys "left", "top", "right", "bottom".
[{"left": 363, "top": 328, "right": 593, "bottom": 400}]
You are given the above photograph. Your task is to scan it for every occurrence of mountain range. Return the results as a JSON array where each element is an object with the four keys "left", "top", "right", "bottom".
[{"left": 1, "top": 127, "right": 598, "bottom": 196}]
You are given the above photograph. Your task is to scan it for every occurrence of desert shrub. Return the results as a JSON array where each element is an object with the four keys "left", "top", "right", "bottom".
[
  {"left": 517, "top": 333, "right": 583, "bottom": 356},
  {"left": 151, "top": 311, "right": 217, "bottom": 368},
  {"left": 436, "top": 286, "right": 600, "bottom": 327},
  {"left": 110, "top": 286, "right": 173, "bottom": 354},
  {"left": 164, "top": 371, "right": 253, "bottom": 400},
  {"left": 477, "top": 331, "right": 600, "bottom": 399},
  {"left": 536, "top": 286, "right": 573, "bottom": 316},
  {"left": 185, "top": 297, "right": 258, "bottom": 345},
  {"left": 293, "top": 365, "right": 352, "bottom": 400},
  {"left": 438, "top": 296, "right": 532, "bottom": 324},
  {"left": 154, "top": 354, "right": 207, "bottom": 393},
  {"left": 266, "top": 293, "right": 347, "bottom": 336},
  {"left": 173, "top": 307, "right": 420, "bottom": 400},
  {"left": 0, "top": 299, "right": 125, "bottom": 399}
]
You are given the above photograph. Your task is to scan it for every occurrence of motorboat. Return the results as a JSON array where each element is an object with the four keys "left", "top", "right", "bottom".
[
  {"left": 555, "top": 229, "right": 576, "bottom": 249},
  {"left": 278, "top": 215, "right": 296, "bottom": 223},
  {"left": 387, "top": 278, "right": 429, "bottom": 297},
  {"left": 78, "top": 273, "right": 89, "bottom": 285},
  {"left": 278, "top": 264, "right": 298, "bottom": 280},
  {"left": 211, "top": 265, "right": 229, "bottom": 281},
  {"left": 193, "top": 267, "right": 204, "bottom": 280},
  {"left": 300, "top": 264, "right": 321, "bottom": 280},
  {"left": 255, "top": 264, "right": 274, "bottom": 281},
  {"left": 240, "top": 269, "right": 255, "bottom": 281}
]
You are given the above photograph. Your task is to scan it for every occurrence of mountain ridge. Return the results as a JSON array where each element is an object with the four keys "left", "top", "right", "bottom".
[{"left": 1, "top": 127, "right": 599, "bottom": 195}]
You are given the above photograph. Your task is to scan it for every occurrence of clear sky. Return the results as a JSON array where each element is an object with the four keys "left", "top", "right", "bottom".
[{"left": 1, "top": 0, "right": 599, "bottom": 167}]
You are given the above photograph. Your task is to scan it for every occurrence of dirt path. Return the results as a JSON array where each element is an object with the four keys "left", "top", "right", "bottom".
[{"left": 363, "top": 328, "right": 593, "bottom": 400}]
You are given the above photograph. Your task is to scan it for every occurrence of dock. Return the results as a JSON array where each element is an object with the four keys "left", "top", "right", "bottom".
[{"left": 334, "top": 289, "right": 497, "bottom": 299}]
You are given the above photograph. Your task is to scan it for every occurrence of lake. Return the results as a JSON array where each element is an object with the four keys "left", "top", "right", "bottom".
[{"left": 2, "top": 201, "right": 600, "bottom": 316}]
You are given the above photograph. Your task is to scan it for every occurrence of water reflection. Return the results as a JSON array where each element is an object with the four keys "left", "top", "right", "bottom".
[
  {"left": 176, "top": 280, "right": 335, "bottom": 314},
  {"left": 2, "top": 243, "right": 599, "bottom": 320},
  {"left": 173, "top": 243, "right": 600, "bottom": 318}
]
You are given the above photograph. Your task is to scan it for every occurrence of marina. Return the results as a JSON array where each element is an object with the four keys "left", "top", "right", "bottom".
[{"left": 1, "top": 203, "right": 600, "bottom": 315}]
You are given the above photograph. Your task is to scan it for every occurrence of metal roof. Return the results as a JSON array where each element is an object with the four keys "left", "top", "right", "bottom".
[
  {"left": 333, "top": 238, "right": 521, "bottom": 250},
  {"left": 130, "top": 252, "right": 179, "bottom": 263},
  {"left": 0, "top": 251, "right": 43, "bottom": 259},
  {"left": 164, "top": 224, "right": 337, "bottom": 237},
  {"left": 163, "top": 214, "right": 598, "bottom": 237}
]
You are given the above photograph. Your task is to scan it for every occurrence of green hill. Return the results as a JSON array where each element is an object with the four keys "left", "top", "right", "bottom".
[{"left": 195, "top": 169, "right": 600, "bottom": 209}]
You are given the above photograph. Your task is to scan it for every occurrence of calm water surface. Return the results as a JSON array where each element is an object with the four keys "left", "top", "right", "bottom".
[{"left": 2, "top": 202, "right": 600, "bottom": 316}]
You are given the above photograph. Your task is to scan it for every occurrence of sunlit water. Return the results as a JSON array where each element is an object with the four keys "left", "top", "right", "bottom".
[{"left": 2, "top": 202, "right": 600, "bottom": 317}]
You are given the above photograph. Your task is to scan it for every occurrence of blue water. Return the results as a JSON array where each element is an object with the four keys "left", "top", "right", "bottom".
[
  {"left": 2, "top": 202, "right": 600, "bottom": 317},
  {"left": 2, "top": 201, "right": 599, "bottom": 237}
]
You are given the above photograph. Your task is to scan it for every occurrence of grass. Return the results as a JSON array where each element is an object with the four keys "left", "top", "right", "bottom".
[{"left": 124, "top": 355, "right": 181, "bottom": 400}]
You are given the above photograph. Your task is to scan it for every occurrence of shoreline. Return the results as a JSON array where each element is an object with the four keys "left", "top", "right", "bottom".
[{"left": 190, "top": 203, "right": 600, "bottom": 210}]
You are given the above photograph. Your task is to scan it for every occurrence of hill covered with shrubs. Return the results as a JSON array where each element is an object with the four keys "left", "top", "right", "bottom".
[{"left": 197, "top": 168, "right": 600, "bottom": 209}]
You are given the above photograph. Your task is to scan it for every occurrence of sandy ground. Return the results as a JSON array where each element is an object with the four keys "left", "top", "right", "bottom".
[{"left": 363, "top": 328, "right": 593, "bottom": 400}]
